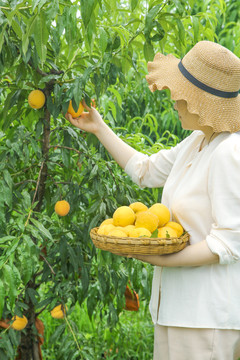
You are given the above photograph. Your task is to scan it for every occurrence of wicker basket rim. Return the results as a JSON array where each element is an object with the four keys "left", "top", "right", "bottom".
[{"left": 90, "top": 227, "right": 189, "bottom": 244}]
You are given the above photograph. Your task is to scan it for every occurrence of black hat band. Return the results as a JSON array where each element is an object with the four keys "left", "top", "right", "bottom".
[{"left": 178, "top": 61, "right": 239, "bottom": 98}]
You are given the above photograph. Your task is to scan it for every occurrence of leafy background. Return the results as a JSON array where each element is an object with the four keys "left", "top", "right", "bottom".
[{"left": 0, "top": 0, "right": 240, "bottom": 358}]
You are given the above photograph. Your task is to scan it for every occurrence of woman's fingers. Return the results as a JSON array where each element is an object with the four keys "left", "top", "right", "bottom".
[{"left": 82, "top": 99, "right": 92, "bottom": 112}]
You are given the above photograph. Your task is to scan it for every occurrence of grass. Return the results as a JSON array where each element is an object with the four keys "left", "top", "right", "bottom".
[{"left": 40, "top": 299, "right": 154, "bottom": 359}]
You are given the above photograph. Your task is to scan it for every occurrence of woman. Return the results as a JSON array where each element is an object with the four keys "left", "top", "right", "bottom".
[{"left": 66, "top": 41, "right": 240, "bottom": 359}]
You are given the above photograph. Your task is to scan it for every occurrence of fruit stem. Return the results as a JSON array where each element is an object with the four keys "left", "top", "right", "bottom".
[{"left": 64, "top": 314, "right": 81, "bottom": 352}]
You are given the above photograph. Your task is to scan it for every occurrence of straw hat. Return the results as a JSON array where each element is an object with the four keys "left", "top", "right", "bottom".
[{"left": 146, "top": 41, "right": 240, "bottom": 132}]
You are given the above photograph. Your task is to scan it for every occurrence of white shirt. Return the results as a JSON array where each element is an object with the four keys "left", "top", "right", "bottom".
[{"left": 125, "top": 130, "right": 240, "bottom": 329}]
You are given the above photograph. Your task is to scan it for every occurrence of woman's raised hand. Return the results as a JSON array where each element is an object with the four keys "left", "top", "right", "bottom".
[
  {"left": 65, "top": 99, "right": 104, "bottom": 135},
  {"left": 66, "top": 99, "right": 137, "bottom": 169}
]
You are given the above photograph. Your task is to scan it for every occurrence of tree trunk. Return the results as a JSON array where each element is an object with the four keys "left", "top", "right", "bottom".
[
  {"left": 18, "top": 89, "right": 51, "bottom": 359},
  {"left": 17, "top": 284, "right": 41, "bottom": 360}
]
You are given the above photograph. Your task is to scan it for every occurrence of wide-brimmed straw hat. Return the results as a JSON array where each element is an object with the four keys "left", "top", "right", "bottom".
[{"left": 146, "top": 40, "right": 240, "bottom": 132}]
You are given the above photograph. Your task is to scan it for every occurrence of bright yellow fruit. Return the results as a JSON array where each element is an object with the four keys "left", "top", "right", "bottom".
[
  {"left": 166, "top": 221, "right": 184, "bottom": 237},
  {"left": 11, "top": 315, "right": 28, "bottom": 331},
  {"left": 158, "top": 226, "right": 178, "bottom": 238},
  {"left": 108, "top": 229, "right": 128, "bottom": 237},
  {"left": 114, "top": 226, "right": 129, "bottom": 235},
  {"left": 51, "top": 304, "right": 67, "bottom": 319},
  {"left": 54, "top": 200, "right": 70, "bottom": 216},
  {"left": 123, "top": 225, "right": 135, "bottom": 236},
  {"left": 28, "top": 90, "right": 46, "bottom": 109},
  {"left": 149, "top": 203, "right": 170, "bottom": 227},
  {"left": 113, "top": 206, "right": 136, "bottom": 227},
  {"left": 129, "top": 227, "right": 151, "bottom": 238},
  {"left": 129, "top": 202, "right": 148, "bottom": 213},
  {"left": 67, "top": 100, "right": 84, "bottom": 118},
  {"left": 135, "top": 211, "right": 159, "bottom": 233},
  {"left": 100, "top": 218, "right": 114, "bottom": 226},
  {"left": 97, "top": 224, "right": 115, "bottom": 235}
]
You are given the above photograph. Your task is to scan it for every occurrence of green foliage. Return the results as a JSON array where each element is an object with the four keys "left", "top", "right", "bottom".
[
  {"left": 41, "top": 300, "right": 153, "bottom": 360},
  {"left": 0, "top": 0, "right": 239, "bottom": 356}
]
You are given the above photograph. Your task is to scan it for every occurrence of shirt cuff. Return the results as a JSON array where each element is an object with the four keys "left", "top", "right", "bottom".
[{"left": 206, "top": 231, "right": 239, "bottom": 265}]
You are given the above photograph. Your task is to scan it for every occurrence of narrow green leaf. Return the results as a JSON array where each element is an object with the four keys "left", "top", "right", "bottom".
[
  {"left": 30, "top": 218, "right": 53, "bottom": 240},
  {"left": 81, "top": 266, "right": 89, "bottom": 293},
  {"left": 143, "top": 40, "right": 154, "bottom": 62},
  {"left": 0, "top": 280, "right": 5, "bottom": 319},
  {"left": 32, "top": 0, "right": 42, "bottom": 12},
  {"left": 3, "top": 186, "right": 12, "bottom": 208},
  {"left": 3, "top": 264, "right": 17, "bottom": 307},
  {"left": 68, "top": 247, "right": 79, "bottom": 272},
  {"left": 26, "top": 288, "right": 38, "bottom": 305},
  {"left": 22, "top": 14, "right": 37, "bottom": 55},
  {"left": 3, "top": 170, "right": 12, "bottom": 189},
  {"left": 99, "top": 28, "right": 108, "bottom": 54},
  {"left": 73, "top": 78, "right": 83, "bottom": 109},
  {"left": 176, "top": 18, "right": 185, "bottom": 45},
  {"left": 131, "top": 0, "right": 138, "bottom": 11},
  {"left": 20, "top": 256, "right": 33, "bottom": 285},
  {"left": 11, "top": 20, "right": 22, "bottom": 39},
  {"left": 37, "top": 0, "right": 48, "bottom": 10},
  {"left": 80, "top": 0, "right": 96, "bottom": 29},
  {"left": 0, "top": 236, "right": 16, "bottom": 244},
  {"left": 33, "top": 12, "right": 49, "bottom": 63},
  {"left": 145, "top": 4, "right": 161, "bottom": 34},
  {"left": 0, "top": 24, "right": 7, "bottom": 53},
  {"left": 151, "top": 229, "right": 158, "bottom": 238},
  {"left": 107, "top": 87, "right": 122, "bottom": 108},
  {"left": 2, "top": 239, "right": 20, "bottom": 266},
  {"left": 192, "top": 16, "right": 199, "bottom": 43}
]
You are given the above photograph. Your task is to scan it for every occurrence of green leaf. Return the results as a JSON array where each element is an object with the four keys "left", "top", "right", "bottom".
[
  {"left": 33, "top": 12, "right": 49, "bottom": 63},
  {"left": 0, "top": 236, "right": 16, "bottom": 244},
  {"left": 143, "top": 40, "right": 154, "bottom": 62},
  {"left": 20, "top": 253, "right": 33, "bottom": 285},
  {"left": 3, "top": 264, "right": 17, "bottom": 307},
  {"left": 68, "top": 246, "right": 79, "bottom": 272},
  {"left": 30, "top": 218, "right": 53, "bottom": 240},
  {"left": 80, "top": 0, "right": 96, "bottom": 29},
  {"left": 0, "top": 280, "right": 5, "bottom": 319},
  {"left": 36, "top": 0, "right": 48, "bottom": 11},
  {"left": 72, "top": 78, "right": 83, "bottom": 109},
  {"left": 176, "top": 18, "right": 185, "bottom": 45},
  {"left": 3, "top": 169, "right": 13, "bottom": 189},
  {"left": 3, "top": 186, "right": 12, "bottom": 208},
  {"left": 107, "top": 87, "right": 122, "bottom": 108},
  {"left": 145, "top": 4, "right": 161, "bottom": 34},
  {"left": 26, "top": 288, "right": 38, "bottom": 305},
  {"left": 22, "top": 14, "right": 37, "bottom": 55},
  {"left": 99, "top": 28, "right": 108, "bottom": 54},
  {"left": 131, "top": 0, "right": 138, "bottom": 11},
  {"left": 32, "top": 0, "right": 42, "bottom": 12},
  {"left": 11, "top": 20, "right": 22, "bottom": 39},
  {"left": 151, "top": 229, "right": 158, "bottom": 238},
  {"left": 0, "top": 24, "right": 7, "bottom": 53},
  {"left": 192, "top": 16, "right": 199, "bottom": 43},
  {"left": 81, "top": 266, "right": 89, "bottom": 293}
]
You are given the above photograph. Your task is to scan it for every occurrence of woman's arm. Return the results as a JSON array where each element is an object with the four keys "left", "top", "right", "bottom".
[
  {"left": 66, "top": 100, "right": 137, "bottom": 169},
  {"left": 130, "top": 240, "right": 219, "bottom": 267}
]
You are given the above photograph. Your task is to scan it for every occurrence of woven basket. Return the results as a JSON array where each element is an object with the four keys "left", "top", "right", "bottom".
[{"left": 90, "top": 227, "right": 190, "bottom": 255}]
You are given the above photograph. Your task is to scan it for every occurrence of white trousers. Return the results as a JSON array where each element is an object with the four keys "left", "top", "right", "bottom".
[{"left": 154, "top": 325, "right": 240, "bottom": 360}]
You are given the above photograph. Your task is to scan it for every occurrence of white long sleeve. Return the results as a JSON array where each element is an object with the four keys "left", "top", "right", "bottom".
[{"left": 124, "top": 129, "right": 240, "bottom": 329}]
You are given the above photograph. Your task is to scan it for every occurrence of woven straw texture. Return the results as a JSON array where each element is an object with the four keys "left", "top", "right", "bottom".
[
  {"left": 146, "top": 41, "right": 240, "bottom": 133},
  {"left": 90, "top": 227, "right": 189, "bottom": 255}
]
